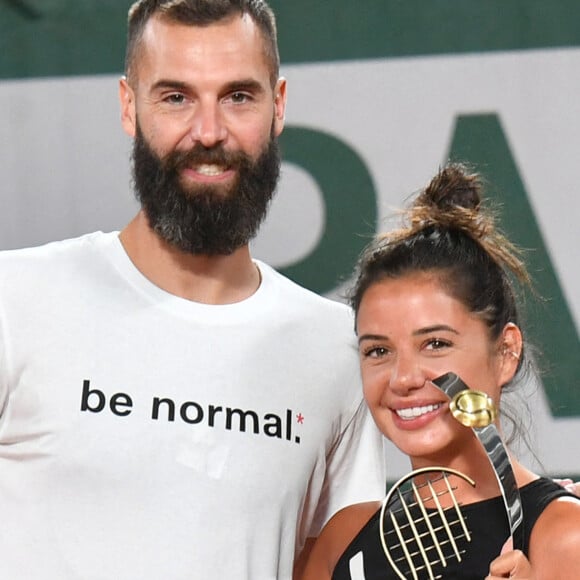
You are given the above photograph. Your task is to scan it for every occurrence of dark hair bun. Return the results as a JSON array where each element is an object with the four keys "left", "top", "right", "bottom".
[{"left": 418, "top": 163, "right": 482, "bottom": 212}]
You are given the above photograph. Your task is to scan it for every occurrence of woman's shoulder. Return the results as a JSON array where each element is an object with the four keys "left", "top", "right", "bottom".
[
  {"left": 330, "top": 500, "right": 381, "bottom": 526},
  {"left": 531, "top": 491, "right": 580, "bottom": 539},
  {"left": 527, "top": 483, "right": 580, "bottom": 578},
  {"left": 320, "top": 500, "right": 381, "bottom": 558},
  {"left": 301, "top": 501, "right": 381, "bottom": 580}
]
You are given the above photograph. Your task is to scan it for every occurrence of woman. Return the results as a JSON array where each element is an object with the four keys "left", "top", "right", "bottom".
[{"left": 301, "top": 163, "right": 580, "bottom": 579}]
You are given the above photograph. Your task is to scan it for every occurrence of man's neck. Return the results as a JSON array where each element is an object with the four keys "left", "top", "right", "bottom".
[{"left": 119, "top": 211, "right": 261, "bottom": 305}]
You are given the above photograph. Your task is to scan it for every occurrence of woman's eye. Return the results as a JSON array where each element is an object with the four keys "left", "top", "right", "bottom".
[
  {"left": 425, "top": 338, "right": 451, "bottom": 351},
  {"left": 363, "top": 346, "right": 389, "bottom": 359}
]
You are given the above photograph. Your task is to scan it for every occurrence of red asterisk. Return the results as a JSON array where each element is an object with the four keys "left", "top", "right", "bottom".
[{"left": 296, "top": 413, "right": 304, "bottom": 424}]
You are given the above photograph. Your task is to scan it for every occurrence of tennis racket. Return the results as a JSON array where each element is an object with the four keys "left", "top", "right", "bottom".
[{"left": 379, "top": 466, "right": 475, "bottom": 580}]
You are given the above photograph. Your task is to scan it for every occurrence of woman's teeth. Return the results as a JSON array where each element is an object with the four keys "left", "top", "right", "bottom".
[{"left": 395, "top": 403, "right": 442, "bottom": 420}]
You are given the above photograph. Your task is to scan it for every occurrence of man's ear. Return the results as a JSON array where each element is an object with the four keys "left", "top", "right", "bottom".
[
  {"left": 119, "top": 76, "right": 137, "bottom": 138},
  {"left": 272, "top": 77, "right": 287, "bottom": 137},
  {"left": 499, "top": 322, "right": 524, "bottom": 385}
]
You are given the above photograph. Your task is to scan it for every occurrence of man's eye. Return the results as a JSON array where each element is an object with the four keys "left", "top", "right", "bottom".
[
  {"left": 165, "top": 94, "right": 185, "bottom": 104},
  {"left": 230, "top": 92, "right": 250, "bottom": 104}
]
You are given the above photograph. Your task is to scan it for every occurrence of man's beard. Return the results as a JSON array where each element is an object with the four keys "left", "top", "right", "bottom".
[{"left": 131, "top": 125, "right": 281, "bottom": 255}]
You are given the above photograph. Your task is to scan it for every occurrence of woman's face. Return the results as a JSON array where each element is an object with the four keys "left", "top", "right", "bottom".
[{"left": 356, "top": 273, "right": 520, "bottom": 466}]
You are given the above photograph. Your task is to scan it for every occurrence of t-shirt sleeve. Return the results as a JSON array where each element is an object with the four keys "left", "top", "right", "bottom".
[
  {"left": 0, "top": 293, "right": 9, "bottom": 418},
  {"left": 308, "top": 396, "right": 386, "bottom": 537}
]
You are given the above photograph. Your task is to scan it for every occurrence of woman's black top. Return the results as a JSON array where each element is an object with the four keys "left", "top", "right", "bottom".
[{"left": 332, "top": 477, "right": 576, "bottom": 579}]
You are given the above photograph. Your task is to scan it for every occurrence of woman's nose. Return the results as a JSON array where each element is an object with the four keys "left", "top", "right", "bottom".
[{"left": 388, "top": 353, "right": 426, "bottom": 396}]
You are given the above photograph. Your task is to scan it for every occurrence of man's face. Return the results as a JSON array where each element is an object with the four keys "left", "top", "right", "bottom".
[
  {"left": 131, "top": 122, "right": 280, "bottom": 254},
  {"left": 119, "top": 13, "right": 287, "bottom": 254}
]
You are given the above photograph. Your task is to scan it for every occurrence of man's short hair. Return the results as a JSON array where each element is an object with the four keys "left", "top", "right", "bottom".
[{"left": 125, "top": 0, "right": 280, "bottom": 86}]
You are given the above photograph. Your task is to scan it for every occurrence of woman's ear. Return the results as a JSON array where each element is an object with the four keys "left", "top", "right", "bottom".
[{"left": 498, "top": 323, "right": 523, "bottom": 385}]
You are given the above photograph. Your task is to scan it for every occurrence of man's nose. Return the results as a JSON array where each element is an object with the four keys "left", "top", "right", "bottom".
[{"left": 189, "top": 102, "right": 227, "bottom": 148}]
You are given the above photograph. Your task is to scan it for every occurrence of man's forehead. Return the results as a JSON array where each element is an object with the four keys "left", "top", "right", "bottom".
[
  {"left": 139, "top": 14, "right": 265, "bottom": 59},
  {"left": 134, "top": 13, "right": 272, "bottom": 83},
  {"left": 140, "top": 12, "right": 260, "bottom": 44}
]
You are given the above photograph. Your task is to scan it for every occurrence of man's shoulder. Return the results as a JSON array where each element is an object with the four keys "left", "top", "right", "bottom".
[
  {"left": 0, "top": 231, "right": 114, "bottom": 268},
  {"left": 0, "top": 232, "right": 118, "bottom": 297},
  {"left": 257, "top": 260, "right": 353, "bottom": 315},
  {"left": 257, "top": 261, "right": 359, "bottom": 342}
]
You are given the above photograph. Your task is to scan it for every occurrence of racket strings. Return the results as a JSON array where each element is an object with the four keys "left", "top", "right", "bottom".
[{"left": 380, "top": 470, "right": 473, "bottom": 580}]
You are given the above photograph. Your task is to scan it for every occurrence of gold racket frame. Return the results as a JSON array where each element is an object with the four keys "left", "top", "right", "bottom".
[{"left": 379, "top": 466, "right": 475, "bottom": 580}]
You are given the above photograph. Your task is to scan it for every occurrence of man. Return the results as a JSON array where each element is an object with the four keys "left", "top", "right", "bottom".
[{"left": 0, "top": 1, "right": 385, "bottom": 578}]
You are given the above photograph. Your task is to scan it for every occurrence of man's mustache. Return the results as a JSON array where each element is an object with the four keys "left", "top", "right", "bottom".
[{"left": 164, "top": 144, "right": 250, "bottom": 172}]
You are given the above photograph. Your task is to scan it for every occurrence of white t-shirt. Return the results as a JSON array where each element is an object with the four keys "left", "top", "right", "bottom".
[{"left": 0, "top": 232, "right": 385, "bottom": 579}]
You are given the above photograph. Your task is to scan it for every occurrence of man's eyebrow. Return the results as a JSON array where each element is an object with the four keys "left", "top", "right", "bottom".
[
  {"left": 149, "top": 78, "right": 266, "bottom": 95},
  {"left": 221, "top": 79, "right": 266, "bottom": 95},
  {"left": 150, "top": 79, "right": 190, "bottom": 92}
]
